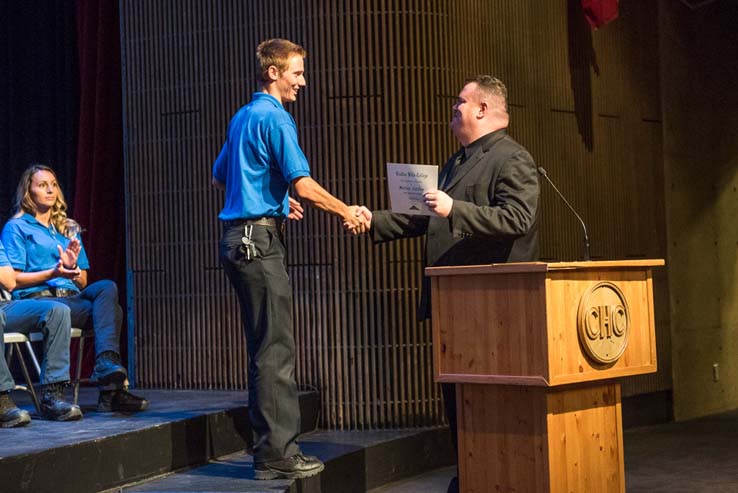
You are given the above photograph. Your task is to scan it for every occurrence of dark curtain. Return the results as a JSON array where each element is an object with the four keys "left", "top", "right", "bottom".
[
  {"left": 0, "top": 0, "right": 79, "bottom": 221},
  {"left": 74, "top": 2, "right": 124, "bottom": 287},
  {"left": 74, "top": 0, "right": 126, "bottom": 374},
  {"left": 1, "top": 1, "right": 127, "bottom": 377}
]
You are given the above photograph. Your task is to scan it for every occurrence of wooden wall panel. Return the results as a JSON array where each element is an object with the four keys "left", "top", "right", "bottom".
[{"left": 121, "top": 0, "right": 669, "bottom": 429}]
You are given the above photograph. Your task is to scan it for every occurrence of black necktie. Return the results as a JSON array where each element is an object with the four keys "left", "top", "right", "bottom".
[{"left": 442, "top": 153, "right": 465, "bottom": 189}]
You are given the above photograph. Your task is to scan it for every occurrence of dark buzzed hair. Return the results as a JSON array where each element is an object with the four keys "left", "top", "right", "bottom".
[
  {"left": 256, "top": 38, "right": 307, "bottom": 84},
  {"left": 464, "top": 75, "right": 508, "bottom": 114}
]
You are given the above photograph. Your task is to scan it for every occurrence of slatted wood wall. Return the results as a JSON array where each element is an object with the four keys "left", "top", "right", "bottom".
[{"left": 120, "top": 0, "right": 670, "bottom": 429}]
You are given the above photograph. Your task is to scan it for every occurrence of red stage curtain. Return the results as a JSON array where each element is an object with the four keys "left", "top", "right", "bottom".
[
  {"left": 581, "top": 0, "right": 620, "bottom": 29},
  {"left": 74, "top": 1, "right": 126, "bottom": 375}
]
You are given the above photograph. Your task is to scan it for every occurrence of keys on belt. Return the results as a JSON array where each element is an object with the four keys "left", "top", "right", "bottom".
[
  {"left": 241, "top": 225, "right": 257, "bottom": 260},
  {"left": 223, "top": 217, "right": 286, "bottom": 260}
]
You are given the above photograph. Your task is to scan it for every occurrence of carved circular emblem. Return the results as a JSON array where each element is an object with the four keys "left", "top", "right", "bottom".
[{"left": 577, "top": 282, "right": 630, "bottom": 364}]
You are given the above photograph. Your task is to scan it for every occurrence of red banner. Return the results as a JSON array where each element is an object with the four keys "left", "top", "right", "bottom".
[{"left": 581, "top": 0, "right": 619, "bottom": 29}]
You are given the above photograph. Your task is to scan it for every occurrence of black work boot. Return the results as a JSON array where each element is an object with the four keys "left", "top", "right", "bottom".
[
  {"left": 0, "top": 391, "right": 31, "bottom": 428},
  {"left": 90, "top": 351, "right": 127, "bottom": 385},
  {"left": 254, "top": 453, "right": 325, "bottom": 480},
  {"left": 97, "top": 389, "right": 149, "bottom": 413},
  {"left": 40, "top": 383, "right": 82, "bottom": 421}
]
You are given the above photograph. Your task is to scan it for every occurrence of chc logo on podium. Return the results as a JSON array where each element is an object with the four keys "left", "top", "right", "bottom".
[{"left": 577, "top": 281, "right": 630, "bottom": 365}]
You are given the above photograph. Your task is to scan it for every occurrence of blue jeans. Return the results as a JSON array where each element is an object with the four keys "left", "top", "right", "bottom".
[
  {"left": 44, "top": 280, "right": 123, "bottom": 357},
  {"left": 0, "top": 300, "right": 72, "bottom": 392}
]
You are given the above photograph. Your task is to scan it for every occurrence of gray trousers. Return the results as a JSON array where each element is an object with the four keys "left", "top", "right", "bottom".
[
  {"left": 220, "top": 223, "right": 301, "bottom": 464},
  {"left": 0, "top": 300, "right": 72, "bottom": 392}
]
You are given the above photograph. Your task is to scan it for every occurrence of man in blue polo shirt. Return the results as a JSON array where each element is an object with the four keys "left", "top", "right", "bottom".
[
  {"left": 0, "top": 242, "right": 81, "bottom": 426},
  {"left": 212, "top": 38, "right": 367, "bottom": 480}
]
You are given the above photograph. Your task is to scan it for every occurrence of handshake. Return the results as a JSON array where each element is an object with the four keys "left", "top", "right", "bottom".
[
  {"left": 287, "top": 189, "right": 454, "bottom": 236},
  {"left": 343, "top": 205, "right": 373, "bottom": 235},
  {"left": 287, "top": 197, "right": 372, "bottom": 235},
  {"left": 341, "top": 189, "right": 453, "bottom": 234}
]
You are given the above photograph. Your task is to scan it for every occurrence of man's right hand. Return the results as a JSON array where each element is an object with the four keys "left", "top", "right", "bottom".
[
  {"left": 343, "top": 206, "right": 370, "bottom": 235},
  {"left": 291, "top": 177, "right": 370, "bottom": 234},
  {"left": 354, "top": 206, "right": 372, "bottom": 227}
]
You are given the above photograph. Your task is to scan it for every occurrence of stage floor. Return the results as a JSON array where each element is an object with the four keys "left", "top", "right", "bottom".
[
  {"left": 3, "top": 387, "right": 453, "bottom": 493},
  {"left": 3, "top": 387, "right": 249, "bottom": 457},
  {"left": 122, "top": 428, "right": 453, "bottom": 493},
  {"left": 6, "top": 387, "right": 738, "bottom": 492},
  {"left": 371, "top": 409, "right": 738, "bottom": 493}
]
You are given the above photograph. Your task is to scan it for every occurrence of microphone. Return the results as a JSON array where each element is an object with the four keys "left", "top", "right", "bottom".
[{"left": 537, "top": 167, "right": 590, "bottom": 261}]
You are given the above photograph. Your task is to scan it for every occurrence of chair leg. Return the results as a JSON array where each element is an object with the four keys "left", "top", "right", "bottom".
[
  {"left": 15, "top": 347, "right": 41, "bottom": 414},
  {"left": 24, "top": 340, "right": 41, "bottom": 376},
  {"left": 73, "top": 337, "right": 84, "bottom": 406},
  {"left": 6, "top": 343, "right": 14, "bottom": 368}
]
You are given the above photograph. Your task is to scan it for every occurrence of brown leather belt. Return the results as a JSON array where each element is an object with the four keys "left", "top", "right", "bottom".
[{"left": 223, "top": 217, "right": 285, "bottom": 233}]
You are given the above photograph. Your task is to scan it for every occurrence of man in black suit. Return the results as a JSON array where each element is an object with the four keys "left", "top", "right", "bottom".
[{"left": 357, "top": 75, "right": 540, "bottom": 493}]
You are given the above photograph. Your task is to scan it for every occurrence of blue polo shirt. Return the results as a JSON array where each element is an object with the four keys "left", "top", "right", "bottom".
[
  {"left": 213, "top": 92, "right": 311, "bottom": 220},
  {"left": 0, "top": 243, "right": 9, "bottom": 301},
  {"left": 1, "top": 213, "right": 90, "bottom": 299},
  {"left": 0, "top": 242, "right": 9, "bottom": 267}
]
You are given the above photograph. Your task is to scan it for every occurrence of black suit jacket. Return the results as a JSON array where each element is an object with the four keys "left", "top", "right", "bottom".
[{"left": 371, "top": 128, "right": 540, "bottom": 319}]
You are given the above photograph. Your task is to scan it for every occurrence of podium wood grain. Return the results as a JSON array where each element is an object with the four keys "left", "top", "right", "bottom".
[
  {"left": 427, "top": 261, "right": 662, "bottom": 493},
  {"left": 457, "top": 383, "right": 624, "bottom": 492},
  {"left": 429, "top": 261, "right": 660, "bottom": 386}
]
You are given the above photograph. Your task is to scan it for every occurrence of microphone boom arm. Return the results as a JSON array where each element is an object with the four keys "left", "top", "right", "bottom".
[{"left": 537, "top": 167, "right": 591, "bottom": 261}]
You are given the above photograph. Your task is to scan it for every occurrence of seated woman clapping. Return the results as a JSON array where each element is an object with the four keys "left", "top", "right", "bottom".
[{"left": 1, "top": 164, "right": 148, "bottom": 413}]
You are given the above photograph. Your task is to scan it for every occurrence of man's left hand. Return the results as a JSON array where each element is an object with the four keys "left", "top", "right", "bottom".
[
  {"left": 424, "top": 190, "right": 453, "bottom": 218},
  {"left": 288, "top": 196, "right": 304, "bottom": 220}
]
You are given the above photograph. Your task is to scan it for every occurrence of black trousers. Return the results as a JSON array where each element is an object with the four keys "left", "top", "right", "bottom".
[
  {"left": 220, "top": 223, "right": 301, "bottom": 463},
  {"left": 442, "top": 382, "right": 458, "bottom": 455}
]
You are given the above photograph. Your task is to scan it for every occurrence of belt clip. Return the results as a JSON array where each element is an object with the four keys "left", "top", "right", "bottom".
[{"left": 241, "top": 224, "right": 256, "bottom": 260}]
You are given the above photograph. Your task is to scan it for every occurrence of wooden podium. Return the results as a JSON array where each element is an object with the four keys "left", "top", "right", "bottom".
[{"left": 426, "top": 260, "right": 663, "bottom": 493}]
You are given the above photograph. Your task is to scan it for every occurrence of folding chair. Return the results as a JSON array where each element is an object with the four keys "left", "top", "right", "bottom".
[
  {"left": 3, "top": 331, "right": 42, "bottom": 412},
  {"left": 2, "top": 288, "right": 89, "bottom": 406},
  {"left": 27, "top": 329, "right": 87, "bottom": 405}
]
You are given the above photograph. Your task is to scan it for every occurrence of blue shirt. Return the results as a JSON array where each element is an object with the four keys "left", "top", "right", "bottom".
[
  {"left": 212, "top": 92, "right": 311, "bottom": 220},
  {"left": 1, "top": 213, "right": 90, "bottom": 299},
  {"left": 0, "top": 243, "right": 9, "bottom": 300},
  {"left": 0, "top": 242, "right": 9, "bottom": 267}
]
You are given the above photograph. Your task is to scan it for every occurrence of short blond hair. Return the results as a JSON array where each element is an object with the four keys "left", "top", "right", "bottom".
[{"left": 256, "top": 39, "right": 307, "bottom": 84}]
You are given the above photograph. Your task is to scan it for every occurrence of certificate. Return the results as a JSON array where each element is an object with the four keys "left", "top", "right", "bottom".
[{"left": 386, "top": 163, "right": 438, "bottom": 215}]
